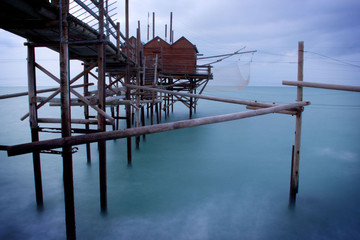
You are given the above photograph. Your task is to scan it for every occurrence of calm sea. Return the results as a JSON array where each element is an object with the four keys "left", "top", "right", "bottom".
[{"left": 0, "top": 86, "right": 359, "bottom": 240}]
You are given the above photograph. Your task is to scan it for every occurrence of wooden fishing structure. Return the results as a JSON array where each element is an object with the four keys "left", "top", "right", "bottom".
[{"left": 1, "top": 1, "right": 358, "bottom": 239}]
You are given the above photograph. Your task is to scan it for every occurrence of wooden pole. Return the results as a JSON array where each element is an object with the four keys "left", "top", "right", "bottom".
[
  {"left": 83, "top": 64, "right": 91, "bottom": 164},
  {"left": 189, "top": 79, "right": 193, "bottom": 118},
  {"left": 98, "top": 0, "right": 107, "bottom": 212},
  {"left": 125, "top": 0, "right": 132, "bottom": 164},
  {"left": 282, "top": 80, "right": 360, "bottom": 92},
  {"left": 7, "top": 101, "right": 310, "bottom": 156},
  {"left": 135, "top": 24, "right": 142, "bottom": 148},
  {"left": 246, "top": 105, "right": 297, "bottom": 115},
  {"left": 116, "top": 22, "right": 120, "bottom": 58},
  {"left": 37, "top": 118, "right": 108, "bottom": 125},
  {"left": 141, "top": 57, "right": 146, "bottom": 140},
  {"left": 289, "top": 41, "right": 304, "bottom": 207},
  {"left": 27, "top": 44, "right": 43, "bottom": 208},
  {"left": 147, "top": 12, "right": 150, "bottom": 41},
  {"left": 152, "top": 12, "right": 155, "bottom": 39},
  {"left": 0, "top": 83, "right": 93, "bottom": 100},
  {"left": 60, "top": 0, "right": 76, "bottom": 238},
  {"left": 125, "top": 84, "right": 301, "bottom": 109},
  {"left": 170, "top": 12, "right": 173, "bottom": 44}
]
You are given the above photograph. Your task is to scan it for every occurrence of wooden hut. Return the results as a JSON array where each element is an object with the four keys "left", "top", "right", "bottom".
[
  {"left": 164, "top": 36, "right": 198, "bottom": 74},
  {"left": 143, "top": 36, "right": 199, "bottom": 74},
  {"left": 143, "top": 36, "right": 171, "bottom": 68}
]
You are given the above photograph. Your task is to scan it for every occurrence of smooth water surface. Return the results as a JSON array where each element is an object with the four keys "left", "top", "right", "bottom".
[{"left": 0, "top": 86, "right": 359, "bottom": 239}]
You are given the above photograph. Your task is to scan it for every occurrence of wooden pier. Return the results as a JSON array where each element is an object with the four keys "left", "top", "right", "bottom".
[{"left": 0, "top": 1, "right": 213, "bottom": 239}]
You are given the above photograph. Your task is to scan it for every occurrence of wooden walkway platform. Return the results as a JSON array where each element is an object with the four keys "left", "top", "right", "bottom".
[{"left": 0, "top": 0, "right": 127, "bottom": 63}]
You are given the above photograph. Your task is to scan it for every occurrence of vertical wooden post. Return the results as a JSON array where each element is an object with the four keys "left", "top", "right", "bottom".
[
  {"left": 98, "top": 0, "right": 107, "bottom": 212},
  {"left": 289, "top": 41, "right": 304, "bottom": 207},
  {"left": 189, "top": 79, "right": 193, "bottom": 119},
  {"left": 27, "top": 44, "right": 43, "bottom": 208},
  {"left": 125, "top": 0, "right": 132, "bottom": 164},
  {"left": 194, "top": 88, "right": 197, "bottom": 113},
  {"left": 155, "top": 102, "right": 160, "bottom": 124},
  {"left": 83, "top": 63, "right": 91, "bottom": 164},
  {"left": 152, "top": 12, "right": 155, "bottom": 39},
  {"left": 147, "top": 12, "right": 150, "bottom": 41},
  {"left": 152, "top": 55, "right": 158, "bottom": 124},
  {"left": 135, "top": 24, "right": 141, "bottom": 149},
  {"left": 170, "top": 12, "right": 173, "bottom": 44},
  {"left": 141, "top": 57, "right": 146, "bottom": 140},
  {"left": 60, "top": 0, "right": 76, "bottom": 238},
  {"left": 116, "top": 22, "right": 120, "bottom": 58},
  {"left": 110, "top": 75, "right": 116, "bottom": 131}
]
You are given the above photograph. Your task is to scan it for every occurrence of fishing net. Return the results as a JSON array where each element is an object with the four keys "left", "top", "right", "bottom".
[{"left": 204, "top": 56, "right": 252, "bottom": 92}]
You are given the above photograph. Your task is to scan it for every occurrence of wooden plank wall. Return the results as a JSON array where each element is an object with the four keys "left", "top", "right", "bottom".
[{"left": 143, "top": 36, "right": 198, "bottom": 74}]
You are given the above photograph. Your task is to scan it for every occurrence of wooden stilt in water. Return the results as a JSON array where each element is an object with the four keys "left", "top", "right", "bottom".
[
  {"left": 146, "top": 103, "right": 149, "bottom": 118},
  {"left": 141, "top": 106, "right": 146, "bottom": 140},
  {"left": 110, "top": 75, "right": 116, "bottom": 131},
  {"left": 135, "top": 25, "right": 141, "bottom": 149},
  {"left": 289, "top": 145, "right": 296, "bottom": 205},
  {"left": 83, "top": 63, "right": 91, "bottom": 164},
  {"left": 189, "top": 81, "right": 193, "bottom": 119},
  {"left": 194, "top": 88, "right": 197, "bottom": 114},
  {"left": 150, "top": 103, "right": 154, "bottom": 125},
  {"left": 98, "top": 0, "right": 107, "bottom": 212},
  {"left": 116, "top": 105, "right": 120, "bottom": 130},
  {"left": 125, "top": 0, "right": 132, "bottom": 164},
  {"left": 60, "top": 1, "right": 76, "bottom": 238},
  {"left": 289, "top": 41, "right": 304, "bottom": 208},
  {"left": 27, "top": 44, "right": 43, "bottom": 208},
  {"left": 155, "top": 103, "right": 160, "bottom": 124}
]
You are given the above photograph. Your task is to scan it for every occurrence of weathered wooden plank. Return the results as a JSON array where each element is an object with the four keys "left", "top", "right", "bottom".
[
  {"left": 246, "top": 105, "right": 298, "bottom": 115},
  {"left": 37, "top": 117, "right": 113, "bottom": 125},
  {"left": 283, "top": 80, "right": 360, "bottom": 92},
  {"left": 0, "top": 83, "right": 93, "bottom": 100},
  {"left": 125, "top": 84, "right": 299, "bottom": 109}
]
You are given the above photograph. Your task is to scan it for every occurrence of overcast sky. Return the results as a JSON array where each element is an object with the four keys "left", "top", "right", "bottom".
[{"left": 0, "top": 0, "right": 360, "bottom": 87}]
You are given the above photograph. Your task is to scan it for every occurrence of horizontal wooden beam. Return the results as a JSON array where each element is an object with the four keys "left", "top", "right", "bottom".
[
  {"left": 37, "top": 118, "right": 112, "bottom": 125},
  {"left": 124, "top": 84, "right": 287, "bottom": 108},
  {"left": 6, "top": 101, "right": 310, "bottom": 156},
  {"left": 0, "top": 83, "right": 94, "bottom": 100},
  {"left": 283, "top": 80, "right": 360, "bottom": 92},
  {"left": 48, "top": 99, "right": 163, "bottom": 106},
  {"left": 246, "top": 105, "right": 298, "bottom": 115}
]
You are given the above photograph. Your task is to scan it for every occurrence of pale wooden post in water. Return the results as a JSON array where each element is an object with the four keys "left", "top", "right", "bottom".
[
  {"left": 27, "top": 44, "right": 43, "bottom": 208},
  {"left": 60, "top": 0, "right": 76, "bottom": 238},
  {"left": 289, "top": 41, "right": 304, "bottom": 207}
]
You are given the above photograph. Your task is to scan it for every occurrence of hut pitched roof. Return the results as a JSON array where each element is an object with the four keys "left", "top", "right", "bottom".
[
  {"left": 144, "top": 36, "right": 170, "bottom": 48},
  {"left": 172, "top": 36, "right": 198, "bottom": 53}
]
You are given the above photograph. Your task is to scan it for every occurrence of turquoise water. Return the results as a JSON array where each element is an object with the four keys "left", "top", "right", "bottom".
[{"left": 0, "top": 86, "right": 359, "bottom": 239}]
